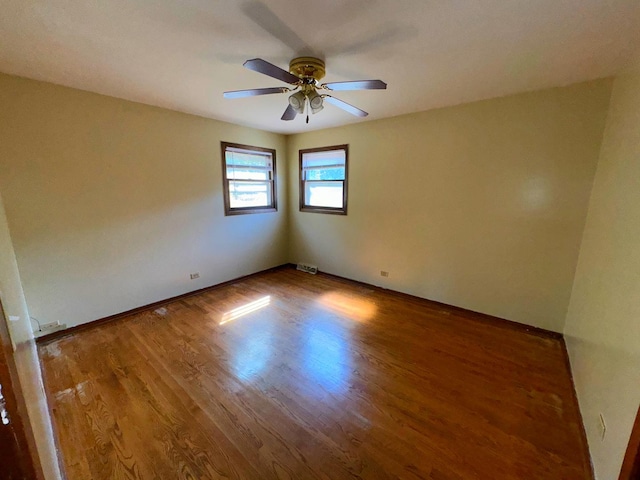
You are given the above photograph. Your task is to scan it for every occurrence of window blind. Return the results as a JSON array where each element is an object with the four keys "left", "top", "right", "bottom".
[
  {"left": 226, "top": 148, "right": 273, "bottom": 181},
  {"left": 301, "top": 150, "right": 346, "bottom": 169},
  {"left": 301, "top": 150, "right": 346, "bottom": 181}
]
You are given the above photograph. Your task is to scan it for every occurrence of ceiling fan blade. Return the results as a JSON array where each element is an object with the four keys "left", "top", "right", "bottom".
[
  {"left": 281, "top": 104, "right": 297, "bottom": 121},
  {"left": 222, "top": 87, "right": 291, "bottom": 98},
  {"left": 324, "top": 96, "right": 368, "bottom": 117},
  {"left": 223, "top": 87, "right": 289, "bottom": 99},
  {"left": 243, "top": 58, "right": 300, "bottom": 85},
  {"left": 322, "top": 80, "right": 387, "bottom": 91}
]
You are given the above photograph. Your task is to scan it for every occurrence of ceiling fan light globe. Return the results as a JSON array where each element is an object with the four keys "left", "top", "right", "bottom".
[
  {"left": 288, "top": 91, "right": 306, "bottom": 114},
  {"left": 308, "top": 91, "right": 323, "bottom": 111}
]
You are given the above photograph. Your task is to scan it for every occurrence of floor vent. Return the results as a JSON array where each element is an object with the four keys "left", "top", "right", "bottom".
[{"left": 297, "top": 263, "right": 318, "bottom": 274}]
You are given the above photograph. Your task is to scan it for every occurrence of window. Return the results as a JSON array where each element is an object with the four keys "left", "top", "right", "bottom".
[
  {"left": 299, "top": 145, "right": 348, "bottom": 215},
  {"left": 221, "top": 142, "right": 277, "bottom": 215}
]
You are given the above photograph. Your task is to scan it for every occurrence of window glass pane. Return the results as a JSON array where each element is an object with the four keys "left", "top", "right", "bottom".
[
  {"left": 305, "top": 181, "right": 343, "bottom": 208},
  {"left": 229, "top": 181, "right": 271, "bottom": 208},
  {"left": 304, "top": 166, "right": 345, "bottom": 181}
]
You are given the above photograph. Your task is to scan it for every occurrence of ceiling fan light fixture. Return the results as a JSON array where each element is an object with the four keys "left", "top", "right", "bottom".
[{"left": 288, "top": 91, "right": 306, "bottom": 114}]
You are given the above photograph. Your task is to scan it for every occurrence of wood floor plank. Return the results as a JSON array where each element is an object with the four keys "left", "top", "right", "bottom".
[{"left": 39, "top": 268, "right": 592, "bottom": 479}]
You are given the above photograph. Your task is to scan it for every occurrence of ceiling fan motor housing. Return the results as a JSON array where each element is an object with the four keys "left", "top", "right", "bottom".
[
  {"left": 289, "top": 57, "right": 326, "bottom": 82},
  {"left": 288, "top": 57, "right": 327, "bottom": 115}
]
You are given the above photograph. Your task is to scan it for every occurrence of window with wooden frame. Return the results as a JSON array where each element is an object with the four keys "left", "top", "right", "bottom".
[
  {"left": 221, "top": 142, "right": 277, "bottom": 216},
  {"left": 299, "top": 145, "right": 348, "bottom": 215}
]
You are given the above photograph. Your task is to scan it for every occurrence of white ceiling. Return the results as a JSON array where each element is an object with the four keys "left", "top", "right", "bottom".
[{"left": 1, "top": 0, "right": 639, "bottom": 134}]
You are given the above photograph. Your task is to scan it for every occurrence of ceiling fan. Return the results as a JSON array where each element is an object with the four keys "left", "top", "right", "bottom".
[{"left": 223, "top": 57, "right": 387, "bottom": 122}]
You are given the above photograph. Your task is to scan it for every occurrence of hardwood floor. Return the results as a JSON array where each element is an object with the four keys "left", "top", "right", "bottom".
[{"left": 38, "top": 268, "right": 591, "bottom": 479}]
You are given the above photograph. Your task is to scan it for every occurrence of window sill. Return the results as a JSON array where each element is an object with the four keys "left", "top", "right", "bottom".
[
  {"left": 225, "top": 207, "right": 277, "bottom": 216},
  {"left": 300, "top": 206, "right": 347, "bottom": 216}
]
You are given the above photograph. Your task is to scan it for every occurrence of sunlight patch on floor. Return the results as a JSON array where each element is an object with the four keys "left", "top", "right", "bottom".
[
  {"left": 219, "top": 295, "right": 271, "bottom": 325},
  {"left": 317, "top": 291, "right": 377, "bottom": 322}
]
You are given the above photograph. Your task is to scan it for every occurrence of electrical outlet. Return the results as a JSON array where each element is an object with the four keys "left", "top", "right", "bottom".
[
  {"left": 380, "top": 271, "right": 389, "bottom": 277},
  {"left": 190, "top": 272, "right": 200, "bottom": 280},
  {"left": 598, "top": 413, "right": 606, "bottom": 440}
]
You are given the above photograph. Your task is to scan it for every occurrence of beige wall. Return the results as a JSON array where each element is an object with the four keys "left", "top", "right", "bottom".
[
  {"left": 287, "top": 80, "right": 612, "bottom": 332},
  {"left": 0, "top": 74, "right": 288, "bottom": 329},
  {"left": 564, "top": 58, "right": 640, "bottom": 479},
  {"left": 0, "top": 193, "right": 62, "bottom": 479}
]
